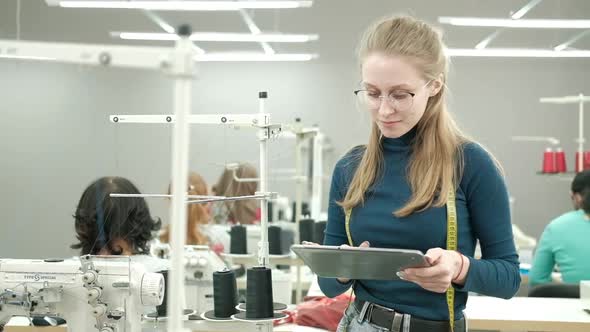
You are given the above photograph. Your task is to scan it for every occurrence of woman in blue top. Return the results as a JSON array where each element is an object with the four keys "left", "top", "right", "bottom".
[{"left": 317, "top": 15, "right": 521, "bottom": 332}]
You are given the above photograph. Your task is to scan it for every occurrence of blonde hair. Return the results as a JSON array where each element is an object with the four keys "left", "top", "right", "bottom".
[
  {"left": 160, "top": 172, "right": 210, "bottom": 245},
  {"left": 212, "top": 163, "right": 259, "bottom": 224},
  {"left": 340, "top": 15, "right": 471, "bottom": 217}
]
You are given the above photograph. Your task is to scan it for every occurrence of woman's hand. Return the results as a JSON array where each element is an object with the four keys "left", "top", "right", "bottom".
[
  {"left": 302, "top": 240, "right": 370, "bottom": 284},
  {"left": 399, "top": 248, "right": 468, "bottom": 293}
]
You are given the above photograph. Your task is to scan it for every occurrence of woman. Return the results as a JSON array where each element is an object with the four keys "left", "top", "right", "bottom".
[
  {"left": 160, "top": 172, "right": 210, "bottom": 246},
  {"left": 529, "top": 170, "right": 590, "bottom": 286},
  {"left": 318, "top": 15, "right": 520, "bottom": 332},
  {"left": 71, "top": 176, "right": 161, "bottom": 256},
  {"left": 211, "top": 163, "right": 260, "bottom": 225}
]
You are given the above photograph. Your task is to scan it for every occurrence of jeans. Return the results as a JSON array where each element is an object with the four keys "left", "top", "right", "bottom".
[{"left": 337, "top": 304, "right": 390, "bottom": 332}]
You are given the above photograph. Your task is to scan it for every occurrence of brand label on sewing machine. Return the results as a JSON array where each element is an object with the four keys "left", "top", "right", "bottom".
[{"left": 4, "top": 273, "right": 76, "bottom": 284}]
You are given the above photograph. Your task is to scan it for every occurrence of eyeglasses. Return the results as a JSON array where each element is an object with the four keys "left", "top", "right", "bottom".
[{"left": 353, "top": 80, "right": 432, "bottom": 112}]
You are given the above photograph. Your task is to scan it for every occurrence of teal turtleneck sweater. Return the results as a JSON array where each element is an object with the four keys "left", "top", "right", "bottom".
[{"left": 318, "top": 127, "right": 520, "bottom": 321}]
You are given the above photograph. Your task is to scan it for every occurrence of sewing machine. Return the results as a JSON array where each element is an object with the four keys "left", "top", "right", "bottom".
[
  {"left": 0, "top": 256, "right": 164, "bottom": 332},
  {"left": 149, "top": 244, "right": 227, "bottom": 318}
]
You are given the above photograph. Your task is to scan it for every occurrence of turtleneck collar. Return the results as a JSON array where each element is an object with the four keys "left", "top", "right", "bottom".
[{"left": 381, "top": 125, "right": 417, "bottom": 152}]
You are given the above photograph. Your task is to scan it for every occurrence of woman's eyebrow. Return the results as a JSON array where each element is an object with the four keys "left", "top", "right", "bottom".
[{"left": 362, "top": 82, "right": 413, "bottom": 90}]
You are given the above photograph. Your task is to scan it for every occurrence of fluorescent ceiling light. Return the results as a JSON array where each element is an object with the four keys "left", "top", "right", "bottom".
[
  {"left": 474, "top": 0, "right": 541, "bottom": 49},
  {"left": 194, "top": 53, "right": 317, "bottom": 61},
  {"left": 474, "top": 29, "right": 503, "bottom": 49},
  {"left": 554, "top": 30, "right": 590, "bottom": 51},
  {"left": 554, "top": 44, "right": 568, "bottom": 52},
  {"left": 237, "top": 9, "right": 274, "bottom": 54},
  {"left": 0, "top": 54, "right": 57, "bottom": 61},
  {"left": 142, "top": 10, "right": 175, "bottom": 33},
  {"left": 112, "top": 32, "right": 319, "bottom": 42},
  {"left": 540, "top": 96, "right": 590, "bottom": 104},
  {"left": 510, "top": 0, "right": 543, "bottom": 19},
  {"left": 438, "top": 17, "right": 590, "bottom": 29},
  {"left": 55, "top": 1, "right": 313, "bottom": 10},
  {"left": 445, "top": 48, "right": 590, "bottom": 58}
]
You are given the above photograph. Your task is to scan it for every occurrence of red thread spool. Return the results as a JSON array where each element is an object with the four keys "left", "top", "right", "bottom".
[
  {"left": 543, "top": 148, "right": 556, "bottom": 173},
  {"left": 584, "top": 151, "right": 590, "bottom": 170},
  {"left": 555, "top": 148, "right": 567, "bottom": 173}
]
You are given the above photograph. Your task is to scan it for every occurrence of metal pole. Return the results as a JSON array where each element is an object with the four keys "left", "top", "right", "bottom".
[
  {"left": 167, "top": 25, "right": 194, "bottom": 332},
  {"left": 258, "top": 92, "right": 270, "bottom": 267}
]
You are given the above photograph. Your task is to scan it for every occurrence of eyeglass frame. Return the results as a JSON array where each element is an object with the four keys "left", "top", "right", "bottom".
[{"left": 353, "top": 80, "right": 433, "bottom": 111}]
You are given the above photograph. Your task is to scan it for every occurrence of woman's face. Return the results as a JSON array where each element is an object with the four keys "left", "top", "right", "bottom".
[{"left": 360, "top": 53, "right": 435, "bottom": 138}]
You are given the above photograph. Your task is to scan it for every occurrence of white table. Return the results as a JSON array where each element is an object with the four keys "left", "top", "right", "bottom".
[
  {"left": 308, "top": 279, "right": 590, "bottom": 332},
  {"left": 465, "top": 296, "right": 590, "bottom": 332}
]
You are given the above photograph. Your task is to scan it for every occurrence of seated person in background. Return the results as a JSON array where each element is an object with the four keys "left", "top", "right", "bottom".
[
  {"left": 159, "top": 172, "right": 229, "bottom": 253},
  {"left": 529, "top": 170, "right": 590, "bottom": 286},
  {"left": 211, "top": 162, "right": 260, "bottom": 225},
  {"left": 72, "top": 176, "right": 161, "bottom": 256}
]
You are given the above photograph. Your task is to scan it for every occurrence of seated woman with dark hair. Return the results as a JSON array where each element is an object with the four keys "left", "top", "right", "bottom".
[
  {"left": 530, "top": 170, "right": 590, "bottom": 286},
  {"left": 71, "top": 176, "right": 162, "bottom": 256}
]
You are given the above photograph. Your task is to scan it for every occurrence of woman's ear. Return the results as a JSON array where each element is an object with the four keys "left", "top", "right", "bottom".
[{"left": 429, "top": 74, "right": 444, "bottom": 97}]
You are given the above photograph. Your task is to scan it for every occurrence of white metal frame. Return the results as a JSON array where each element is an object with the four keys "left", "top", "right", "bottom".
[
  {"left": 109, "top": 113, "right": 269, "bottom": 126},
  {"left": 0, "top": 33, "right": 284, "bottom": 332},
  {"left": 511, "top": 136, "right": 560, "bottom": 146},
  {"left": 310, "top": 131, "right": 324, "bottom": 221},
  {"left": 0, "top": 39, "right": 317, "bottom": 63}
]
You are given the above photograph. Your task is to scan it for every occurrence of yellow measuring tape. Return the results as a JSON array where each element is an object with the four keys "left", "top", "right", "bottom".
[
  {"left": 446, "top": 189, "right": 457, "bottom": 332},
  {"left": 344, "top": 188, "right": 457, "bottom": 332}
]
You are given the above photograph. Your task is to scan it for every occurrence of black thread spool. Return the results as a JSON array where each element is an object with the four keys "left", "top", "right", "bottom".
[
  {"left": 246, "top": 267, "right": 274, "bottom": 319},
  {"left": 268, "top": 201, "right": 274, "bottom": 222},
  {"left": 268, "top": 225, "right": 282, "bottom": 255},
  {"left": 291, "top": 202, "right": 310, "bottom": 222},
  {"left": 299, "top": 218, "right": 315, "bottom": 243},
  {"left": 155, "top": 270, "right": 169, "bottom": 317},
  {"left": 213, "top": 270, "right": 238, "bottom": 318},
  {"left": 302, "top": 202, "right": 311, "bottom": 218},
  {"left": 313, "top": 221, "right": 327, "bottom": 245},
  {"left": 278, "top": 209, "right": 285, "bottom": 221},
  {"left": 230, "top": 225, "right": 248, "bottom": 254}
]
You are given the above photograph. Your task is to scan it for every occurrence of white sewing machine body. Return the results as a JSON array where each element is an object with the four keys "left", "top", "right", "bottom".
[{"left": 0, "top": 256, "right": 164, "bottom": 332}]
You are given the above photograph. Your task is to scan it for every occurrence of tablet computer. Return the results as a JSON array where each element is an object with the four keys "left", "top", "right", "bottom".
[{"left": 291, "top": 244, "right": 429, "bottom": 280}]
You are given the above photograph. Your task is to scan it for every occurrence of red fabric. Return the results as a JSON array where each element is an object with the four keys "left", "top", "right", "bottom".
[{"left": 294, "top": 294, "right": 353, "bottom": 331}]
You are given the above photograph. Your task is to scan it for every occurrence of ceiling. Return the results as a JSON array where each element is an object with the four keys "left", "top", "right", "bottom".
[{"left": 0, "top": 0, "right": 589, "bottom": 59}]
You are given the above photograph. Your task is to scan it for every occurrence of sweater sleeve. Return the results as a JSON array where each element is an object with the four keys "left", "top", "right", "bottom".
[
  {"left": 454, "top": 143, "right": 521, "bottom": 298},
  {"left": 528, "top": 224, "right": 556, "bottom": 286},
  {"left": 317, "top": 151, "right": 359, "bottom": 297}
]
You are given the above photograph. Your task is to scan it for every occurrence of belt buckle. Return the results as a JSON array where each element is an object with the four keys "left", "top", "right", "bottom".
[
  {"left": 372, "top": 302, "right": 395, "bottom": 314},
  {"left": 370, "top": 303, "right": 403, "bottom": 332},
  {"left": 357, "top": 301, "right": 371, "bottom": 323}
]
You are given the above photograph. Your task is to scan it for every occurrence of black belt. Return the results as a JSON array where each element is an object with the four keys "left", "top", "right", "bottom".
[{"left": 354, "top": 299, "right": 465, "bottom": 332}]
